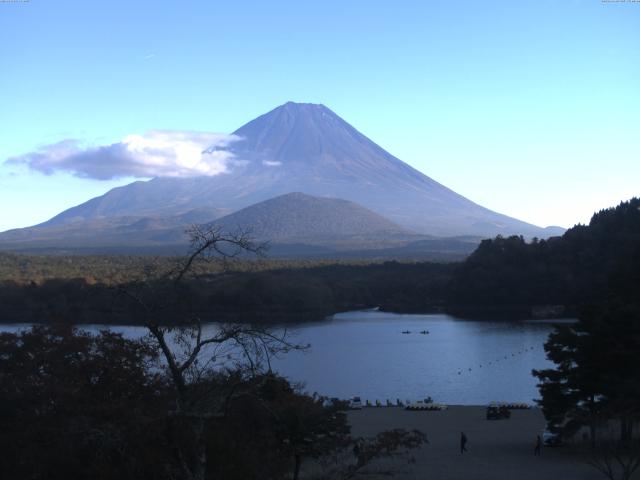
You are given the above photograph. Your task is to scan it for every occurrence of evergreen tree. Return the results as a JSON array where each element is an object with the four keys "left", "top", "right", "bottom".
[{"left": 533, "top": 198, "right": 640, "bottom": 447}]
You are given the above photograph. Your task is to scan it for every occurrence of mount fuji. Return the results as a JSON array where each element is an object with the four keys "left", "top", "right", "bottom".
[{"left": 0, "top": 102, "right": 563, "bottom": 255}]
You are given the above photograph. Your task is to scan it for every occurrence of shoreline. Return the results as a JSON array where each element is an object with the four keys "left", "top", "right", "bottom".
[{"left": 0, "top": 304, "right": 577, "bottom": 326}]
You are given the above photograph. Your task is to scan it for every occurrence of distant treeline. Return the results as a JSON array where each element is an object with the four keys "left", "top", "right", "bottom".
[
  {"left": 0, "top": 262, "right": 454, "bottom": 324},
  {"left": 446, "top": 198, "right": 640, "bottom": 317},
  {"left": 1, "top": 198, "right": 638, "bottom": 324},
  {"left": 0, "top": 253, "right": 379, "bottom": 285}
]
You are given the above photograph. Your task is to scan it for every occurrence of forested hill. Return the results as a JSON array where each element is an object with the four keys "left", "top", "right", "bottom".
[
  {"left": 1, "top": 199, "right": 637, "bottom": 325},
  {"left": 447, "top": 198, "right": 640, "bottom": 313}
]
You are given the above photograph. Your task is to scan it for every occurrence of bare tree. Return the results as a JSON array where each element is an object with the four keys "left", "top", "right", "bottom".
[
  {"left": 588, "top": 441, "right": 640, "bottom": 480},
  {"left": 315, "top": 429, "right": 428, "bottom": 480},
  {"left": 119, "top": 224, "right": 304, "bottom": 480}
]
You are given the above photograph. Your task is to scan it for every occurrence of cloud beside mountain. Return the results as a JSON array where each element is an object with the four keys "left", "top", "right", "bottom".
[{"left": 6, "top": 131, "right": 240, "bottom": 180}]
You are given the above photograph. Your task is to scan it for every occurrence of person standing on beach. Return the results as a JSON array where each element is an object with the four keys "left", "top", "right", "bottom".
[
  {"left": 534, "top": 434, "right": 542, "bottom": 456},
  {"left": 460, "top": 432, "right": 468, "bottom": 454}
]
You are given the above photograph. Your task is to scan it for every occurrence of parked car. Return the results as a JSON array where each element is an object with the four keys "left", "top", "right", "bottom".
[
  {"left": 349, "top": 396, "right": 363, "bottom": 409},
  {"left": 486, "top": 404, "right": 511, "bottom": 420},
  {"left": 542, "top": 429, "right": 563, "bottom": 446},
  {"left": 322, "top": 397, "right": 342, "bottom": 408}
]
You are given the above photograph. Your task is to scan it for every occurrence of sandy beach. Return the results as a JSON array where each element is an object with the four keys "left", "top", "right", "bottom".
[{"left": 347, "top": 406, "right": 603, "bottom": 480}]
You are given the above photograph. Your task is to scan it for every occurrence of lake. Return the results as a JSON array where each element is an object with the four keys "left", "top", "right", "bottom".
[{"left": 0, "top": 310, "right": 563, "bottom": 405}]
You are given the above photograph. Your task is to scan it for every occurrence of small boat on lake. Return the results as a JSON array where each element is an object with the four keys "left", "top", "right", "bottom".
[
  {"left": 402, "top": 330, "right": 411, "bottom": 334},
  {"left": 419, "top": 330, "right": 429, "bottom": 334}
]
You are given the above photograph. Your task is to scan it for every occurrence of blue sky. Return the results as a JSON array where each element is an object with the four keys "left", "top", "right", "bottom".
[{"left": 1, "top": 0, "right": 638, "bottom": 232}]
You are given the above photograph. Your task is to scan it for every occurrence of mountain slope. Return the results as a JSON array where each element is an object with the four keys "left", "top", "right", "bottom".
[
  {"left": 0, "top": 208, "right": 225, "bottom": 250},
  {"left": 209, "top": 192, "right": 409, "bottom": 241},
  {"left": 5, "top": 102, "right": 563, "bottom": 245},
  {"left": 0, "top": 191, "right": 482, "bottom": 259}
]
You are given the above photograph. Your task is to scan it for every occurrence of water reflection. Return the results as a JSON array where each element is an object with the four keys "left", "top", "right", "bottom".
[
  {"left": 270, "top": 311, "right": 559, "bottom": 405},
  {"left": 1, "top": 310, "right": 563, "bottom": 405}
]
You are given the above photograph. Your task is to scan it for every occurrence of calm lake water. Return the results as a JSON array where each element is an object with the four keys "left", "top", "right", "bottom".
[{"left": 1, "top": 310, "right": 564, "bottom": 405}]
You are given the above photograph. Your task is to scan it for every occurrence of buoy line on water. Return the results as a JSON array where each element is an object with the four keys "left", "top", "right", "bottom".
[
  {"left": 451, "top": 345, "right": 540, "bottom": 377},
  {"left": 353, "top": 344, "right": 540, "bottom": 408}
]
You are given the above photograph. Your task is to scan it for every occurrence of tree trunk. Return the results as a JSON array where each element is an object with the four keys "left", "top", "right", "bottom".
[
  {"left": 620, "top": 416, "right": 633, "bottom": 445},
  {"left": 293, "top": 453, "right": 302, "bottom": 480},
  {"left": 589, "top": 396, "right": 598, "bottom": 449},
  {"left": 190, "top": 417, "right": 207, "bottom": 480},
  {"left": 174, "top": 395, "right": 208, "bottom": 480}
]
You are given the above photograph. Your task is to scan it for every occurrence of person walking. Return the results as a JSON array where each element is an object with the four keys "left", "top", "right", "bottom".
[
  {"left": 460, "top": 431, "right": 468, "bottom": 454},
  {"left": 534, "top": 434, "right": 542, "bottom": 456}
]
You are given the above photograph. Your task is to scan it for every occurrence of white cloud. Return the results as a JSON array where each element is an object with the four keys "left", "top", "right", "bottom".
[
  {"left": 6, "top": 131, "right": 241, "bottom": 180},
  {"left": 262, "top": 160, "right": 282, "bottom": 167}
]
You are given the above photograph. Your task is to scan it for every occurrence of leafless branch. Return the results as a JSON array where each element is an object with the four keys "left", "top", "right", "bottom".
[
  {"left": 171, "top": 224, "right": 268, "bottom": 283},
  {"left": 111, "top": 224, "right": 303, "bottom": 480},
  {"left": 588, "top": 441, "right": 640, "bottom": 480}
]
